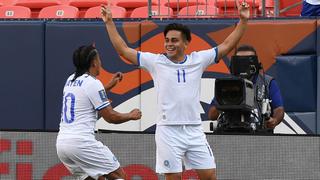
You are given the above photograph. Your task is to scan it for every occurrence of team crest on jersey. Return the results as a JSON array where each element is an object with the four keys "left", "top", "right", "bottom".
[
  {"left": 98, "top": 90, "right": 107, "bottom": 101},
  {"left": 113, "top": 156, "right": 118, "bottom": 162},
  {"left": 164, "top": 160, "right": 170, "bottom": 167}
]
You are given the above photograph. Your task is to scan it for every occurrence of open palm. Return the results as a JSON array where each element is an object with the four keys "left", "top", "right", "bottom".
[{"left": 238, "top": 2, "right": 250, "bottom": 20}]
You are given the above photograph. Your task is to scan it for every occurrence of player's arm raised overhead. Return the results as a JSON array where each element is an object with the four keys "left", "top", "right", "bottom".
[
  {"left": 101, "top": 3, "right": 138, "bottom": 65},
  {"left": 217, "top": 1, "right": 250, "bottom": 61}
]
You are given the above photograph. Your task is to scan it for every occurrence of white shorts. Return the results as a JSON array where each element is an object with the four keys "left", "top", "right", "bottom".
[
  {"left": 155, "top": 125, "right": 216, "bottom": 173},
  {"left": 56, "top": 138, "right": 120, "bottom": 180}
]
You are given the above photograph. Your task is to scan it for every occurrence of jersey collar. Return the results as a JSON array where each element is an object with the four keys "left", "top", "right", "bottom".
[{"left": 163, "top": 54, "right": 188, "bottom": 64}]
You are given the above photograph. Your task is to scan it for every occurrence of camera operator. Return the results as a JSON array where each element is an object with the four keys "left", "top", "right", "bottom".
[{"left": 208, "top": 44, "right": 284, "bottom": 133}]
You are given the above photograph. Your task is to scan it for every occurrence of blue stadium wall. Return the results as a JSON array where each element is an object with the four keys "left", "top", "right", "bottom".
[{"left": 0, "top": 18, "right": 318, "bottom": 134}]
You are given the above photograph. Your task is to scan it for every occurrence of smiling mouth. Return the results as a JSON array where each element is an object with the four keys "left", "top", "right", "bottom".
[{"left": 166, "top": 48, "right": 176, "bottom": 52}]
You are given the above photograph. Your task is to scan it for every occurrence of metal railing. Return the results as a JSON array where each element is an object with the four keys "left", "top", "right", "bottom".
[{"left": 145, "top": 0, "right": 302, "bottom": 18}]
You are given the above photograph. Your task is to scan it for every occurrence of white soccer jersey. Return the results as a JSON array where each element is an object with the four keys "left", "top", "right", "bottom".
[
  {"left": 139, "top": 47, "right": 218, "bottom": 125},
  {"left": 57, "top": 73, "right": 110, "bottom": 140}
]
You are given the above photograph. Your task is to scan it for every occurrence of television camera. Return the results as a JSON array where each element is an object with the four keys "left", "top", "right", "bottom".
[{"left": 210, "top": 55, "right": 271, "bottom": 134}]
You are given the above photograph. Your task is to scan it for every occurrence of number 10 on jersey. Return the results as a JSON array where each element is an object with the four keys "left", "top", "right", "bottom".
[{"left": 62, "top": 93, "right": 75, "bottom": 123}]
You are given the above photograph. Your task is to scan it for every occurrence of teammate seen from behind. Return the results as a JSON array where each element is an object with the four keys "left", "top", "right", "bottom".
[
  {"left": 101, "top": 1, "right": 249, "bottom": 179},
  {"left": 56, "top": 44, "right": 142, "bottom": 180}
]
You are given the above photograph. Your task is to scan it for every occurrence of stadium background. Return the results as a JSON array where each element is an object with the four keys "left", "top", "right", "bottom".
[
  {"left": 1, "top": 0, "right": 320, "bottom": 179},
  {"left": 0, "top": 19, "right": 317, "bottom": 133}
]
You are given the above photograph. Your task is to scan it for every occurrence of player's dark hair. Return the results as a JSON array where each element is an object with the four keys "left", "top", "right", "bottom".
[
  {"left": 164, "top": 23, "right": 191, "bottom": 42},
  {"left": 235, "top": 44, "right": 257, "bottom": 56},
  {"left": 72, "top": 44, "right": 98, "bottom": 82}
]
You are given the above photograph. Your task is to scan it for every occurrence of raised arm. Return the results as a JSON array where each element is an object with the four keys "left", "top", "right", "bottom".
[
  {"left": 217, "top": 2, "right": 250, "bottom": 60},
  {"left": 104, "top": 72, "right": 123, "bottom": 91},
  {"left": 101, "top": 4, "right": 138, "bottom": 65}
]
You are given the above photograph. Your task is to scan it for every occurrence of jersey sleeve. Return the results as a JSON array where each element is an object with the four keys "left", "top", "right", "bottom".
[
  {"left": 85, "top": 79, "right": 111, "bottom": 111},
  {"left": 195, "top": 47, "right": 219, "bottom": 69},
  {"left": 210, "top": 97, "right": 217, "bottom": 106},
  {"left": 269, "top": 80, "right": 284, "bottom": 109},
  {"left": 137, "top": 51, "right": 160, "bottom": 73}
]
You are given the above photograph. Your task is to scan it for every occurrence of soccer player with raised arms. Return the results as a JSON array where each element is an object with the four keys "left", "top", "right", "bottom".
[{"left": 101, "top": 1, "right": 250, "bottom": 179}]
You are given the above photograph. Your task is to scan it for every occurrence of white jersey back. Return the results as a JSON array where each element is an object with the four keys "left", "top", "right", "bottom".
[
  {"left": 57, "top": 74, "right": 110, "bottom": 140},
  {"left": 139, "top": 47, "right": 218, "bottom": 125}
]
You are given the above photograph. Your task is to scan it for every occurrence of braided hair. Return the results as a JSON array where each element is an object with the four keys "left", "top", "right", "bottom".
[{"left": 71, "top": 44, "right": 98, "bottom": 82}]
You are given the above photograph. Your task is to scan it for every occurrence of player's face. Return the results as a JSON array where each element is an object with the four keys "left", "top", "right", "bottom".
[
  {"left": 164, "top": 30, "right": 188, "bottom": 61},
  {"left": 236, "top": 50, "right": 255, "bottom": 56}
]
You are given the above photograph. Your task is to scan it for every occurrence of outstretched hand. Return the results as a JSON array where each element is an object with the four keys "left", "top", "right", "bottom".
[
  {"left": 238, "top": 1, "right": 250, "bottom": 21},
  {"left": 101, "top": 0, "right": 113, "bottom": 23}
]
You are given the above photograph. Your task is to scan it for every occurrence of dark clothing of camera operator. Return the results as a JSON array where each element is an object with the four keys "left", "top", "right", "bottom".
[{"left": 208, "top": 45, "right": 284, "bottom": 132}]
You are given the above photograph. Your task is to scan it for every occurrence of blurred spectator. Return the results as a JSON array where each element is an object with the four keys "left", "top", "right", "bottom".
[{"left": 301, "top": 0, "right": 320, "bottom": 16}]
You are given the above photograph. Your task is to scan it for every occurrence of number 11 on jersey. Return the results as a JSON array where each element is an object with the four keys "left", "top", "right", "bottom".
[{"left": 177, "top": 69, "right": 186, "bottom": 83}]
